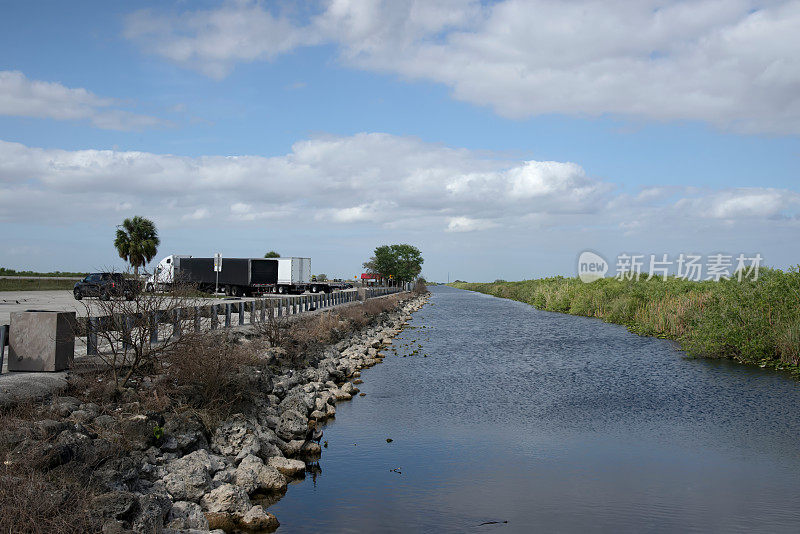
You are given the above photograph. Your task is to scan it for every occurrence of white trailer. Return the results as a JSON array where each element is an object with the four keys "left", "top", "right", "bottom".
[{"left": 275, "top": 257, "right": 312, "bottom": 294}]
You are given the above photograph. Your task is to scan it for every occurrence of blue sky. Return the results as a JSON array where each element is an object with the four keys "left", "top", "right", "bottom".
[{"left": 1, "top": 1, "right": 798, "bottom": 281}]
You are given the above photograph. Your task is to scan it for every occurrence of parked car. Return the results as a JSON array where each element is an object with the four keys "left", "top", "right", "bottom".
[{"left": 73, "top": 273, "right": 139, "bottom": 301}]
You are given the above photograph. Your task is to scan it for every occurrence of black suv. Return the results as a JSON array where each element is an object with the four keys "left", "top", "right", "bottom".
[{"left": 73, "top": 273, "right": 138, "bottom": 301}]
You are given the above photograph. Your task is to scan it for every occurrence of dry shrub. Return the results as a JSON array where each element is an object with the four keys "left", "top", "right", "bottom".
[
  {"left": 160, "top": 334, "right": 260, "bottom": 415},
  {"left": 413, "top": 279, "right": 428, "bottom": 294},
  {"left": 0, "top": 403, "right": 101, "bottom": 534},
  {"left": 335, "top": 304, "right": 369, "bottom": 329},
  {"left": 0, "top": 464, "right": 99, "bottom": 534},
  {"left": 255, "top": 301, "right": 291, "bottom": 347},
  {"left": 289, "top": 311, "right": 341, "bottom": 347}
]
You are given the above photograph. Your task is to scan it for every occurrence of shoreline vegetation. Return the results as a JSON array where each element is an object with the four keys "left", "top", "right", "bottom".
[
  {"left": 0, "top": 284, "right": 429, "bottom": 533},
  {"left": 451, "top": 268, "right": 800, "bottom": 375}
]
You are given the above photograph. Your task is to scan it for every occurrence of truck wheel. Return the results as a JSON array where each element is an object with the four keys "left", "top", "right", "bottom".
[
  {"left": 225, "top": 285, "right": 233, "bottom": 296},
  {"left": 73, "top": 289, "right": 83, "bottom": 300},
  {"left": 231, "top": 286, "right": 243, "bottom": 298},
  {"left": 146, "top": 283, "right": 154, "bottom": 293},
  {"left": 100, "top": 290, "right": 111, "bottom": 301},
  {"left": 278, "top": 286, "right": 286, "bottom": 294}
]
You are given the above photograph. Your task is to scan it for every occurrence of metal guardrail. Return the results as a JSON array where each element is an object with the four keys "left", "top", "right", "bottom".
[{"left": 0, "top": 285, "right": 408, "bottom": 374}]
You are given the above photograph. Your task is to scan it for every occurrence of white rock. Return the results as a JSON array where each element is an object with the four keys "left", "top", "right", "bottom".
[
  {"left": 267, "top": 456, "right": 306, "bottom": 477},
  {"left": 200, "top": 483, "right": 251, "bottom": 514},
  {"left": 240, "top": 505, "right": 279, "bottom": 530},
  {"left": 163, "top": 449, "right": 227, "bottom": 502},
  {"left": 234, "top": 454, "right": 287, "bottom": 494}
]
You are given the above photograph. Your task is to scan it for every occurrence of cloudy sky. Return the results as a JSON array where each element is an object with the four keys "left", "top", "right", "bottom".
[{"left": 1, "top": 0, "right": 798, "bottom": 281}]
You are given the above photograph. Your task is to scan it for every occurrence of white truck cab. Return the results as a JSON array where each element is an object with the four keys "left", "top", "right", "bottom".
[{"left": 146, "top": 255, "right": 191, "bottom": 291}]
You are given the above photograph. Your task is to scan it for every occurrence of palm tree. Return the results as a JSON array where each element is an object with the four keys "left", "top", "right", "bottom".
[{"left": 114, "top": 216, "right": 160, "bottom": 278}]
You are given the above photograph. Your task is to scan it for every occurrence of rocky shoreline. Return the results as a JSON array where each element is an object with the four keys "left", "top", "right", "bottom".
[{"left": 1, "top": 292, "right": 428, "bottom": 533}]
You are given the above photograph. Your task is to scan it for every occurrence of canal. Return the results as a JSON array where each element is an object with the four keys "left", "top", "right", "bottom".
[{"left": 269, "top": 285, "right": 800, "bottom": 532}]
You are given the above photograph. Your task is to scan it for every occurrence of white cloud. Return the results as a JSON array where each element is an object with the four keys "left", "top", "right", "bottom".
[
  {"left": 124, "top": 3, "right": 322, "bottom": 79},
  {"left": 675, "top": 188, "right": 800, "bottom": 219},
  {"left": 446, "top": 216, "right": 498, "bottom": 232},
  {"left": 0, "top": 70, "right": 171, "bottom": 131},
  {"left": 182, "top": 207, "right": 211, "bottom": 220},
  {"left": 126, "top": 0, "right": 800, "bottom": 134},
  {"left": 1, "top": 133, "right": 797, "bottom": 241}
]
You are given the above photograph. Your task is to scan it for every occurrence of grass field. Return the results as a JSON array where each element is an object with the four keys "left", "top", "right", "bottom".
[
  {"left": 0, "top": 278, "right": 77, "bottom": 291},
  {"left": 452, "top": 267, "right": 800, "bottom": 374},
  {"left": 0, "top": 267, "right": 86, "bottom": 278}
]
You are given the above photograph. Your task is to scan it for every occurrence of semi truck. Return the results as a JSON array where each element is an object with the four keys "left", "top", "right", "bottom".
[{"left": 146, "top": 255, "right": 339, "bottom": 296}]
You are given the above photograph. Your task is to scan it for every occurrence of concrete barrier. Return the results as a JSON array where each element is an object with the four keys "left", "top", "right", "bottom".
[{"left": 8, "top": 310, "right": 76, "bottom": 372}]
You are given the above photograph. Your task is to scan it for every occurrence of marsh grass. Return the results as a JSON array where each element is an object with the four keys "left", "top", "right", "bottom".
[{"left": 453, "top": 267, "right": 800, "bottom": 373}]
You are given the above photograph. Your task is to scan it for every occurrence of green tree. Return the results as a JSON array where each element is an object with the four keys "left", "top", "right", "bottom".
[
  {"left": 364, "top": 244, "right": 424, "bottom": 282},
  {"left": 264, "top": 251, "right": 281, "bottom": 258},
  {"left": 114, "top": 216, "right": 160, "bottom": 278}
]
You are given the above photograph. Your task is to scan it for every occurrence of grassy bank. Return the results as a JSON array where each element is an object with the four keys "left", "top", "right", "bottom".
[
  {"left": 0, "top": 278, "right": 77, "bottom": 291},
  {"left": 451, "top": 268, "right": 800, "bottom": 373}
]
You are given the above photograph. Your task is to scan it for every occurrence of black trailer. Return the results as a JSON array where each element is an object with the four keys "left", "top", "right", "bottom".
[{"left": 176, "top": 257, "right": 278, "bottom": 297}]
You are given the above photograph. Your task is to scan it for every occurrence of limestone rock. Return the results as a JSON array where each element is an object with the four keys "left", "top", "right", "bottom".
[
  {"left": 163, "top": 449, "right": 227, "bottom": 502},
  {"left": 234, "top": 454, "right": 287, "bottom": 494},
  {"left": 276, "top": 410, "right": 308, "bottom": 442},
  {"left": 166, "top": 500, "right": 210, "bottom": 530},
  {"left": 240, "top": 505, "right": 279, "bottom": 531},
  {"left": 267, "top": 456, "right": 306, "bottom": 477},
  {"left": 200, "top": 483, "right": 251, "bottom": 514}
]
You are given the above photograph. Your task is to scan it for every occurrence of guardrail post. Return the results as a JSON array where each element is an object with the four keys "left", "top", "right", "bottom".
[
  {"left": 211, "top": 304, "right": 218, "bottom": 330},
  {"left": 87, "top": 317, "right": 98, "bottom": 355},
  {"left": 238, "top": 302, "right": 245, "bottom": 325},
  {"left": 150, "top": 312, "right": 160, "bottom": 344},
  {"left": 172, "top": 308, "right": 182, "bottom": 339},
  {"left": 194, "top": 306, "right": 201, "bottom": 332},
  {"left": 225, "top": 304, "right": 232, "bottom": 328},
  {"left": 260, "top": 299, "right": 266, "bottom": 322},
  {"left": 1, "top": 324, "right": 8, "bottom": 373}
]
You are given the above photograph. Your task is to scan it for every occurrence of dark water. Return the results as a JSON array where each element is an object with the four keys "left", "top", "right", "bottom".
[{"left": 269, "top": 285, "right": 800, "bottom": 533}]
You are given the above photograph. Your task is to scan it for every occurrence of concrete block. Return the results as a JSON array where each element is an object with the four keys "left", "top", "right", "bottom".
[{"left": 8, "top": 310, "right": 76, "bottom": 372}]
